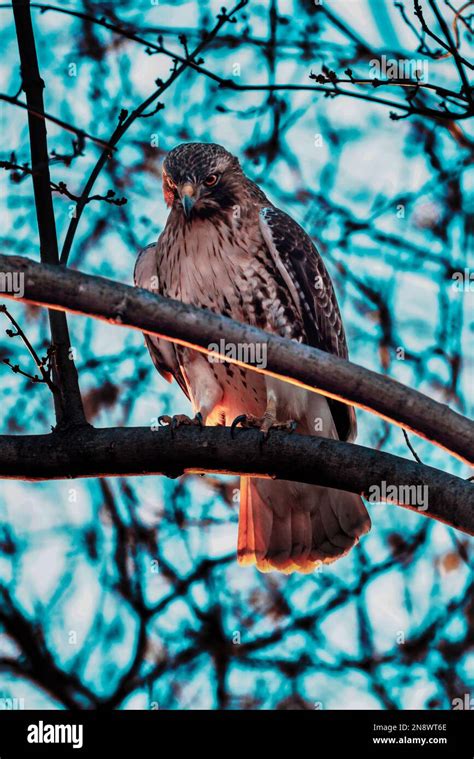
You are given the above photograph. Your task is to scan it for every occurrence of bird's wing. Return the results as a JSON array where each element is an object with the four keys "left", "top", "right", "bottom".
[
  {"left": 259, "top": 206, "right": 356, "bottom": 441},
  {"left": 134, "top": 243, "right": 191, "bottom": 401}
]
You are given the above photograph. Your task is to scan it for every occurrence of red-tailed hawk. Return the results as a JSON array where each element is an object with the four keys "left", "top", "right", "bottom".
[{"left": 135, "top": 142, "right": 370, "bottom": 574}]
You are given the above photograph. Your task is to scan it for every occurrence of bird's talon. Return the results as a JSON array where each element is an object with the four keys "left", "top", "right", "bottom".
[
  {"left": 230, "top": 414, "right": 247, "bottom": 438},
  {"left": 230, "top": 414, "right": 297, "bottom": 440},
  {"left": 195, "top": 411, "right": 204, "bottom": 429},
  {"left": 158, "top": 413, "right": 205, "bottom": 434}
]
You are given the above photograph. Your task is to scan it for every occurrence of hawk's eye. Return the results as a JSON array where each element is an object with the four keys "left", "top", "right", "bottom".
[{"left": 204, "top": 173, "right": 219, "bottom": 187}]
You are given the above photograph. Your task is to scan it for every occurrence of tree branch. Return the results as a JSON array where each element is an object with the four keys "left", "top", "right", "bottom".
[
  {"left": 428, "top": 0, "right": 473, "bottom": 104},
  {"left": 0, "top": 253, "right": 472, "bottom": 466},
  {"left": 0, "top": 303, "right": 57, "bottom": 393},
  {"left": 11, "top": 0, "right": 87, "bottom": 429},
  {"left": 0, "top": 425, "right": 472, "bottom": 534}
]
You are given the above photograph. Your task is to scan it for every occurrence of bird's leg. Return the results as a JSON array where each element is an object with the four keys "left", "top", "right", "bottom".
[
  {"left": 260, "top": 388, "right": 278, "bottom": 436},
  {"left": 159, "top": 352, "right": 224, "bottom": 434},
  {"left": 231, "top": 389, "right": 297, "bottom": 439}
]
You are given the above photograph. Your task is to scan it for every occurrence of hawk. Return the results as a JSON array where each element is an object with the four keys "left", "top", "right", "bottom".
[{"left": 135, "top": 142, "right": 371, "bottom": 574}]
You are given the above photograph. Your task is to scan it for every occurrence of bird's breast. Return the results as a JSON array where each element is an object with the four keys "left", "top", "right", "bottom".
[
  {"left": 158, "top": 214, "right": 303, "bottom": 344},
  {"left": 159, "top": 217, "right": 260, "bottom": 320}
]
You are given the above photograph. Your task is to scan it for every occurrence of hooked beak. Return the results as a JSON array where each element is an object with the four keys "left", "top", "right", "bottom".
[{"left": 181, "top": 182, "right": 196, "bottom": 218}]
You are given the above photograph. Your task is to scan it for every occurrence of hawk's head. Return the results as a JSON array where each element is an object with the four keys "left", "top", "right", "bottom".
[{"left": 162, "top": 142, "right": 243, "bottom": 220}]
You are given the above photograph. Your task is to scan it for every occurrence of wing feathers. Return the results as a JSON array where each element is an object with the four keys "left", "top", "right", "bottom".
[
  {"left": 259, "top": 206, "right": 355, "bottom": 441},
  {"left": 134, "top": 244, "right": 190, "bottom": 399}
]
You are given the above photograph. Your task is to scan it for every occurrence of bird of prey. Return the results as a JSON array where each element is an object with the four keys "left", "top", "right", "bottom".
[{"left": 135, "top": 142, "right": 371, "bottom": 574}]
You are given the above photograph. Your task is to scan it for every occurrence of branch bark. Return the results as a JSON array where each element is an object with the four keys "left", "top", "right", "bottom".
[
  {"left": 11, "top": 0, "right": 87, "bottom": 430},
  {"left": 0, "top": 425, "right": 472, "bottom": 534},
  {"left": 0, "top": 253, "right": 472, "bottom": 466}
]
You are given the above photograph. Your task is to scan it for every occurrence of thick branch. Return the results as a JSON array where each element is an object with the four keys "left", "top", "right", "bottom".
[
  {"left": 0, "top": 426, "right": 472, "bottom": 534},
  {"left": 0, "top": 253, "right": 472, "bottom": 465},
  {"left": 11, "top": 0, "right": 87, "bottom": 429}
]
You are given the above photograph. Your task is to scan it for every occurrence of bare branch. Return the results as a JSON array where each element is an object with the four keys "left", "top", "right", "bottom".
[
  {"left": 428, "top": 0, "right": 473, "bottom": 104},
  {"left": 0, "top": 159, "right": 126, "bottom": 205},
  {"left": 402, "top": 428, "right": 423, "bottom": 464},
  {"left": 0, "top": 304, "right": 57, "bottom": 394}
]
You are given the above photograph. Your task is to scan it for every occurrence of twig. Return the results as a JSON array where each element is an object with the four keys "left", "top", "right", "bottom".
[
  {"left": 428, "top": 0, "right": 473, "bottom": 104},
  {"left": 402, "top": 428, "right": 423, "bottom": 463},
  {"left": 0, "top": 303, "right": 58, "bottom": 393},
  {"left": 414, "top": 0, "right": 474, "bottom": 66},
  {"left": 52, "top": 183, "right": 127, "bottom": 206},
  {"left": 310, "top": 71, "right": 467, "bottom": 101},
  {"left": 447, "top": 0, "right": 474, "bottom": 46},
  {"left": 0, "top": 159, "right": 127, "bottom": 204},
  {"left": 0, "top": 304, "right": 57, "bottom": 394}
]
